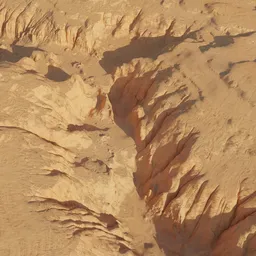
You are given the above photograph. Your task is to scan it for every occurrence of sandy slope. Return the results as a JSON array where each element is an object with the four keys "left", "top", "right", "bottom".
[{"left": 0, "top": 0, "right": 256, "bottom": 255}]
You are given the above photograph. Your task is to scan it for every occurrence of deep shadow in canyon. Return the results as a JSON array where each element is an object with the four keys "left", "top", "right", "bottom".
[
  {"left": 154, "top": 203, "right": 256, "bottom": 255},
  {"left": 199, "top": 31, "right": 256, "bottom": 53},
  {"left": 0, "top": 45, "right": 70, "bottom": 82},
  {"left": 0, "top": 45, "right": 43, "bottom": 62},
  {"left": 100, "top": 28, "right": 200, "bottom": 73},
  {"left": 108, "top": 60, "right": 256, "bottom": 255}
]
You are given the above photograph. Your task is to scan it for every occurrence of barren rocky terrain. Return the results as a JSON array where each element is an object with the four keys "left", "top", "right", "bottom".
[{"left": 0, "top": 0, "right": 256, "bottom": 255}]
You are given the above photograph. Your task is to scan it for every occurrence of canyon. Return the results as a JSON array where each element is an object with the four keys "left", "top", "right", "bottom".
[{"left": 0, "top": 0, "right": 256, "bottom": 255}]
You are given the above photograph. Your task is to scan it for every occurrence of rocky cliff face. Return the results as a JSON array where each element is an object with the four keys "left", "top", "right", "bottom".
[{"left": 1, "top": 0, "right": 256, "bottom": 255}]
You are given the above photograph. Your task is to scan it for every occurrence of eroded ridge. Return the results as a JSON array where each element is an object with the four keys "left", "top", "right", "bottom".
[
  {"left": 0, "top": 0, "right": 256, "bottom": 255},
  {"left": 109, "top": 52, "right": 256, "bottom": 255}
]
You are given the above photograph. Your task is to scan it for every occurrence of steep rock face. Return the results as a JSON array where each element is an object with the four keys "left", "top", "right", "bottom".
[
  {"left": 1, "top": 0, "right": 256, "bottom": 256},
  {"left": 0, "top": 57, "right": 162, "bottom": 256},
  {"left": 109, "top": 53, "right": 256, "bottom": 255}
]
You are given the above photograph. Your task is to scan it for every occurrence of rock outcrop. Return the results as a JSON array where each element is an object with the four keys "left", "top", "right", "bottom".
[{"left": 0, "top": 0, "right": 256, "bottom": 255}]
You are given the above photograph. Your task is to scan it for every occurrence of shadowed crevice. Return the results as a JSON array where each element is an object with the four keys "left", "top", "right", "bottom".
[
  {"left": 199, "top": 31, "right": 256, "bottom": 53},
  {"left": 45, "top": 65, "right": 70, "bottom": 82},
  {"left": 99, "top": 213, "right": 119, "bottom": 230},
  {"left": 100, "top": 28, "right": 201, "bottom": 73},
  {"left": 67, "top": 123, "right": 109, "bottom": 132},
  {"left": 0, "top": 45, "right": 44, "bottom": 62},
  {"left": 154, "top": 204, "right": 256, "bottom": 256},
  {"left": 109, "top": 65, "right": 174, "bottom": 145},
  {"left": 106, "top": 34, "right": 256, "bottom": 255},
  {"left": 219, "top": 59, "right": 256, "bottom": 78}
]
